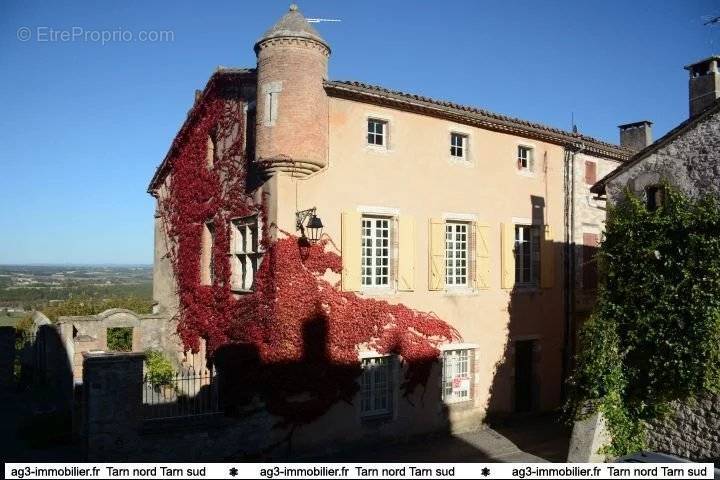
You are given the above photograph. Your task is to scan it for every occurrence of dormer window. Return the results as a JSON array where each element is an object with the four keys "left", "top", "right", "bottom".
[
  {"left": 645, "top": 185, "right": 664, "bottom": 211},
  {"left": 367, "top": 118, "right": 387, "bottom": 147}
]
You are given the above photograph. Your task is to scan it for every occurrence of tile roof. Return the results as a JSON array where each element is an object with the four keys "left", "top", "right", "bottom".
[
  {"left": 325, "top": 80, "right": 633, "bottom": 162},
  {"left": 255, "top": 4, "right": 328, "bottom": 52},
  {"left": 591, "top": 98, "right": 720, "bottom": 194}
]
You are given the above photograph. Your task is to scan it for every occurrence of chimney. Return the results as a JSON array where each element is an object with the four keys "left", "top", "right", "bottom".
[
  {"left": 684, "top": 55, "right": 720, "bottom": 117},
  {"left": 618, "top": 121, "right": 653, "bottom": 151}
]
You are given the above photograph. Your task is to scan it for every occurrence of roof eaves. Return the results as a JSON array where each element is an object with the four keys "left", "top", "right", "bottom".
[{"left": 324, "top": 80, "right": 632, "bottom": 162}]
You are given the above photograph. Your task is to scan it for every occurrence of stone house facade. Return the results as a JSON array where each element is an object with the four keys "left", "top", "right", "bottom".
[
  {"left": 147, "top": 4, "right": 632, "bottom": 447},
  {"left": 590, "top": 55, "right": 720, "bottom": 465}
]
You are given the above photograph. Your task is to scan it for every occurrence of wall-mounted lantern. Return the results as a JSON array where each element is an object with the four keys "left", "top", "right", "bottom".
[{"left": 296, "top": 207, "right": 324, "bottom": 245}]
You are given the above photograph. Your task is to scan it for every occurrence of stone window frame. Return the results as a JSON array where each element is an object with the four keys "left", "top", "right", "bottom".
[
  {"left": 229, "top": 214, "right": 263, "bottom": 293},
  {"left": 514, "top": 223, "right": 541, "bottom": 287},
  {"left": 450, "top": 132, "right": 469, "bottom": 160},
  {"left": 516, "top": 143, "right": 536, "bottom": 176},
  {"left": 440, "top": 345, "right": 475, "bottom": 405},
  {"left": 366, "top": 117, "right": 389, "bottom": 149},
  {"left": 445, "top": 221, "right": 470, "bottom": 288},
  {"left": 361, "top": 215, "right": 393, "bottom": 290},
  {"left": 358, "top": 353, "right": 396, "bottom": 420}
]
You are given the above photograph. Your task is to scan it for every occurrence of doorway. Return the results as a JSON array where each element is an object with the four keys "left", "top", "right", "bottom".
[{"left": 514, "top": 339, "right": 536, "bottom": 412}]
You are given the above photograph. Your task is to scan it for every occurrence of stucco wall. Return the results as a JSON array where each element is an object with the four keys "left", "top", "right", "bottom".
[
  {"left": 276, "top": 95, "right": 570, "bottom": 424},
  {"left": 606, "top": 109, "right": 720, "bottom": 203}
]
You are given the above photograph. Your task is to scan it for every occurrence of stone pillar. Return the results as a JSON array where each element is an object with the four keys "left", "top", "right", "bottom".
[
  {"left": 0, "top": 327, "right": 15, "bottom": 389},
  {"left": 567, "top": 409, "right": 612, "bottom": 462},
  {"left": 83, "top": 352, "right": 145, "bottom": 460}
]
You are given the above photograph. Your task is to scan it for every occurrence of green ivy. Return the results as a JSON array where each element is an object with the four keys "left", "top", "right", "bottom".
[{"left": 566, "top": 185, "right": 720, "bottom": 456}]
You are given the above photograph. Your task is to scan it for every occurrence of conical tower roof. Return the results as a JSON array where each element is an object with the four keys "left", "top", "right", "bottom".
[{"left": 254, "top": 4, "right": 330, "bottom": 53}]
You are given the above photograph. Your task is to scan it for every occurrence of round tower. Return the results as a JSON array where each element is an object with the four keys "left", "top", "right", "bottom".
[{"left": 254, "top": 4, "right": 330, "bottom": 176}]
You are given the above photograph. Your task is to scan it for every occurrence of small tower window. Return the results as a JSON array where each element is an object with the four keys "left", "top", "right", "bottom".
[{"left": 645, "top": 185, "right": 664, "bottom": 211}]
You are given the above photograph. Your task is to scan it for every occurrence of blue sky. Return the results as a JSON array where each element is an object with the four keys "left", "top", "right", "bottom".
[{"left": 0, "top": 0, "right": 717, "bottom": 264}]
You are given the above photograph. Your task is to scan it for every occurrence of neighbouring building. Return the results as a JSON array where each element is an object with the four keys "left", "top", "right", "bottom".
[
  {"left": 592, "top": 55, "right": 720, "bottom": 204},
  {"left": 147, "top": 4, "right": 632, "bottom": 450},
  {"left": 587, "top": 55, "right": 720, "bottom": 465}
]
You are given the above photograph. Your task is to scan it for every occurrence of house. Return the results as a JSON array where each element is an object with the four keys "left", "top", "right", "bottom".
[
  {"left": 592, "top": 55, "right": 720, "bottom": 204},
  {"left": 147, "top": 4, "right": 631, "bottom": 448}
]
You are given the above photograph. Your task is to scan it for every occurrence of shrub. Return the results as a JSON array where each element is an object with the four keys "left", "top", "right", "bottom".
[
  {"left": 107, "top": 327, "right": 133, "bottom": 352},
  {"left": 145, "top": 349, "right": 175, "bottom": 387}
]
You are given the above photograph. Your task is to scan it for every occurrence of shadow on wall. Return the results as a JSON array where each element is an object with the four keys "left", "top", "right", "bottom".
[{"left": 212, "top": 315, "right": 456, "bottom": 459}]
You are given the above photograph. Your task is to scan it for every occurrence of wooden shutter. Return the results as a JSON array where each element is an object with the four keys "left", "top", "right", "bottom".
[
  {"left": 428, "top": 218, "right": 445, "bottom": 291},
  {"left": 585, "top": 161, "right": 597, "bottom": 185},
  {"left": 582, "top": 232, "right": 599, "bottom": 290},
  {"left": 501, "top": 222, "right": 515, "bottom": 289},
  {"left": 341, "top": 211, "right": 361, "bottom": 291},
  {"left": 398, "top": 216, "right": 415, "bottom": 291},
  {"left": 474, "top": 223, "right": 491, "bottom": 289},
  {"left": 540, "top": 225, "right": 555, "bottom": 289}
]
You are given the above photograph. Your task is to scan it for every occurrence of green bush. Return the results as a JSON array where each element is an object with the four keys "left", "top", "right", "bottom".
[
  {"left": 145, "top": 349, "right": 175, "bottom": 387},
  {"left": 566, "top": 186, "right": 720, "bottom": 455},
  {"left": 107, "top": 327, "right": 133, "bottom": 352}
]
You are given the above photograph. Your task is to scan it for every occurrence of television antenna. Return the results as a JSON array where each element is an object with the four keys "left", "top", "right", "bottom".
[{"left": 306, "top": 18, "right": 342, "bottom": 24}]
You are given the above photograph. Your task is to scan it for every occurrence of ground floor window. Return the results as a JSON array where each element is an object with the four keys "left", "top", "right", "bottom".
[
  {"left": 442, "top": 348, "right": 472, "bottom": 403},
  {"left": 360, "top": 356, "right": 393, "bottom": 418}
]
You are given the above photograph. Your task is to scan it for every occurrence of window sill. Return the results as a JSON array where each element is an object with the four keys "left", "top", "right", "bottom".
[
  {"left": 360, "top": 412, "right": 394, "bottom": 426},
  {"left": 443, "top": 287, "right": 477, "bottom": 296},
  {"left": 513, "top": 285, "right": 541, "bottom": 294},
  {"left": 360, "top": 288, "right": 396, "bottom": 297},
  {"left": 231, "top": 288, "right": 254, "bottom": 294},
  {"left": 448, "top": 157, "right": 473, "bottom": 167},
  {"left": 365, "top": 145, "right": 391, "bottom": 154},
  {"left": 516, "top": 169, "right": 535, "bottom": 178}
]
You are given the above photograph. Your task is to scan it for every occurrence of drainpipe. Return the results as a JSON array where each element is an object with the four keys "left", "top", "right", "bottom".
[{"left": 561, "top": 141, "right": 585, "bottom": 401}]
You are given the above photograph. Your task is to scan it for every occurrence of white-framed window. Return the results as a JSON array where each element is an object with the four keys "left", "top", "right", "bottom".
[
  {"left": 230, "top": 215, "right": 263, "bottom": 292},
  {"left": 360, "top": 356, "right": 393, "bottom": 418},
  {"left": 200, "top": 221, "right": 215, "bottom": 286},
  {"left": 207, "top": 134, "right": 216, "bottom": 169},
  {"left": 361, "top": 216, "right": 391, "bottom": 288},
  {"left": 517, "top": 145, "right": 534, "bottom": 172},
  {"left": 450, "top": 133, "right": 468, "bottom": 159},
  {"left": 367, "top": 118, "right": 387, "bottom": 147},
  {"left": 442, "top": 349, "right": 472, "bottom": 403},
  {"left": 515, "top": 224, "right": 540, "bottom": 286},
  {"left": 445, "top": 221, "right": 469, "bottom": 287}
]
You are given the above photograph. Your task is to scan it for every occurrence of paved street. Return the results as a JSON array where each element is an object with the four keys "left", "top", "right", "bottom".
[{"left": 308, "top": 414, "right": 570, "bottom": 462}]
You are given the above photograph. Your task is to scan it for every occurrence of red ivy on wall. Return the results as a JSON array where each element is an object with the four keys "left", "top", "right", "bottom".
[{"left": 158, "top": 76, "right": 459, "bottom": 426}]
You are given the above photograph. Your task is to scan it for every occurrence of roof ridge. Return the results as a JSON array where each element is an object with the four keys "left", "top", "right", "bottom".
[{"left": 327, "top": 79, "right": 631, "bottom": 156}]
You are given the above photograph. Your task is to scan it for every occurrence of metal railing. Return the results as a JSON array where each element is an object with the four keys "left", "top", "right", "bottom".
[{"left": 141, "top": 366, "right": 221, "bottom": 420}]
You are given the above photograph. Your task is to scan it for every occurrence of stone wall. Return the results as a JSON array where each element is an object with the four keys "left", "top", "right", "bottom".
[
  {"left": 646, "top": 395, "right": 720, "bottom": 464},
  {"left": 607, "top": 108, "right": 720, "bottom": 203},
  {"left": 57, "top": 309, "right": 190, "bottom": 381}
]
